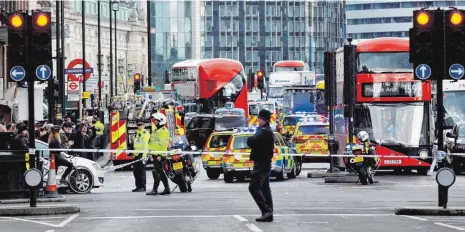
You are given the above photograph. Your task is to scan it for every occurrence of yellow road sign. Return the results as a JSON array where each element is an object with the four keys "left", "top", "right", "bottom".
[{"left": 82, "top": 91, "right": 91, "bottom": 99}]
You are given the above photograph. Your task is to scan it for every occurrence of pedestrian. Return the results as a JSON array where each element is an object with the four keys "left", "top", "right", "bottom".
[
  {"left": 146, "top": 113, "right": 171, "bottom": 195},
  {"left": 133, "top": 118, "right": 150, "bottom": 192},
  {"left": 49, "top": 126, "right": 74, "bottom": 185},
  {"left": 247, "top": 109, "right": 275, "bottom": 222},
  {"left": 11, "top": 123, "right": 29, "bottom": 155},
  {"left": 92, "top": 116, "right": 104, "bottom": 136},
  {"left": 71, "top": 124, "right": 94, "bottom": 160}
]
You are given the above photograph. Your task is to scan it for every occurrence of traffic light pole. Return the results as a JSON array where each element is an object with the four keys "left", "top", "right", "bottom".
[
  {"left": 435, "top": 10, "right": 446, "bottom": 149},
  {"left": 81, "top": 0, "right": 86, "bottom": 120},
  {"left": 114, "top": 10, "right": 118, "bottom": 96},
  {"left": 26, "top": 11, "right": 37, "bottom": 208},
  {"left": 52, "top": 0, "right": 60, "bottom": 124},
  {"left": 60, "top": 1, "right": 65, "bottom": 119},
  {"left": 97, "top": 0, "right": 103, "bottom": 122},
  {"left": 109, "top": 3, "right": 113, "bottom": 100},
  {"left": 147, "top": 1, "right": 152, "bottom": 86}
]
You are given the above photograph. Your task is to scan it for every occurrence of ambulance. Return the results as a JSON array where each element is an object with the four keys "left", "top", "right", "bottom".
[{"left": 291, "top": 116, "right": 330, "bottom": 163}]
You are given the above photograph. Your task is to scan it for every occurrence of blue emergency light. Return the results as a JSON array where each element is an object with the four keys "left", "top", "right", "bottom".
[{"left": 225, "top": 102, "right": 234, "bottom": 109}]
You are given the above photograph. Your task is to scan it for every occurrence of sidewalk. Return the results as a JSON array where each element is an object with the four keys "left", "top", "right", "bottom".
[{"left": 0, "top": 197, "right": 80, "bottom": 216}]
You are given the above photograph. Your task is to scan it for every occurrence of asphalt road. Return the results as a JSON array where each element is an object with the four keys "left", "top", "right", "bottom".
[{"left": 2, "top": 163, "right": 465, "bottom": 232}]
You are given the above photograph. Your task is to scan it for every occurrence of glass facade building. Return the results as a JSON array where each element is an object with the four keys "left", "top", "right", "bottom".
[
  {"left": 201, "top": 0, "right": 345, "bottom": 74},
  {"left": 347, "top": 1, "right": 465, "bottom": 40},
  {"left": 149, "top": 1, "right": 201, "bottom": 86}
]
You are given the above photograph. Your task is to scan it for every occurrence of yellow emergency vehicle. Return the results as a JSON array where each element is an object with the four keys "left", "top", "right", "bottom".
[
  {"left": 291, "top": 117, "right": 330, "bottom": 163},
  {"left": 202, "top": 130, "right": 235, "bottom": 179},
  {"left": 221, "top": 129, "right": 298, "bottom": 183},
  {"left": 248, "top": 100, "right": 279, "bottom": 128}
]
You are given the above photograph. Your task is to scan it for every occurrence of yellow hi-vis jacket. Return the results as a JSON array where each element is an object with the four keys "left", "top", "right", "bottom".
[
  {"left": 150, "top": 125, "right": 170, "bottom": 156},
  {"left": 134, "top": 128, "right": 150, "bottom": 159},
  {"left": 94, "top": 121, "right": 104, "bottom": 135}
]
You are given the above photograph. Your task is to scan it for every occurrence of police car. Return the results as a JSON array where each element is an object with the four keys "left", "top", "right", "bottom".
[
  {"left": 291, "top": 116, "right": 330, "bottom": 163},
  {"left": 277, "top": 112, "right": 320, "bottom": 138},
  {"left": 221, "top": 128, "right": 299, "bottom": 183},
  {"left": 202, "top": 130, "right": 236, "bottom": 179}
]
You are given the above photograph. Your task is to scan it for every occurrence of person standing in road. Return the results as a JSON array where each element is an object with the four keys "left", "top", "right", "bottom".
[
  {"left": 146, "top": 113, "right": 171, "bottom": 195},
  {"left": 132, "top": 119, "right": 150, "bottom": 192},
  {"left": 247, "top": 109, "right": 275, "bottom": 222}
]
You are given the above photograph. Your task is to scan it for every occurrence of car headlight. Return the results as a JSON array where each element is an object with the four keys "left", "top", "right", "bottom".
[
  {"left": 93, "top": 163, "right": 102, "bottom": 171},
  {"left": 418, "top": 150, "right": 429, "bottom": 159}
]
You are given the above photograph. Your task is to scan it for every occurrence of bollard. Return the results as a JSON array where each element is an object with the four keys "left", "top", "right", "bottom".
[{"left": 436, "top": 168, "right": 456, "bottom": 209}]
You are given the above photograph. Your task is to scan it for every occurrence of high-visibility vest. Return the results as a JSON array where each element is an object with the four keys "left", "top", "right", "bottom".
[
  {"left": 134, "top": 129, "right": 150, "bottom": 158},
  {"left": 149, "top": 125, "right": 170, "bottom": 156},
  {"left": 94, "top": 121, "right": 104, "bottom": 135}
]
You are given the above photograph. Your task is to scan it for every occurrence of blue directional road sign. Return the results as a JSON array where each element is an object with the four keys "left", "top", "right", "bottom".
[
  {"left": 449, "top": 64, "right": 465, "bottom": 80},
  {"left": 415, "top": 64, "right": 431, "bottom": 80},
  {"left": 9, "top": 66, "right": 26, "bottom": 82},
  {"left": 35, "top": 65, "right": 52, "bottom": 81}
]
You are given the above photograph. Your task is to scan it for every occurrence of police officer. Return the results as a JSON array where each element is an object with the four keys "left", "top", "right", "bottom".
[
  {"left": 247, "top": 109, "right": 274, "bottom": 222},
  {"left": 132, "top": 119, "right": 150, "bottom": 192},
  {"left": 146, "top": 113, "right": 171, "bottom": 195},
  {"left": 93, "top": 115, "right": 104, "bottom": 136}
]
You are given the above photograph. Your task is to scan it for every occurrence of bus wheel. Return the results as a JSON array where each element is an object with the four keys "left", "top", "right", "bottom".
[{"left": 224, "top": 173, "right": 234, "bottom": 183}]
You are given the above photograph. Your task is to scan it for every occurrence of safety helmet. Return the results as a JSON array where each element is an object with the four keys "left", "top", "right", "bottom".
[
  {"left": 357, "top": 131, "right": 369, "bottom": 143},
  {"left": 152, "top": 113, "right": 167, "bottom": 126}
]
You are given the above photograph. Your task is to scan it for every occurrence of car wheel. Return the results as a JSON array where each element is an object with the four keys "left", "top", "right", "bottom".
[
  {"left": 69, "top": 168, "right": 94, "bottom": 194},
  {"left": 206, "top": 169, "right": 221, "bottom": 179},
  {"left": 276, "top": 160, "right": 286, "bottom": 181},
  {"left": 223, "top": 172, "right": 234, "bottom": 183},
  {"left": 287, "top": 162, "right": 296, "bottom": 179},
  {"left": 295, "top": 159, "right": 302, "bottom": 176}
]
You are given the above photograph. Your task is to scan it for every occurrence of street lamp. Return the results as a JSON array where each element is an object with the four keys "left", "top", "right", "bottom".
[{"left": 112, "top": 1, "right": 119, "bottom": 96}]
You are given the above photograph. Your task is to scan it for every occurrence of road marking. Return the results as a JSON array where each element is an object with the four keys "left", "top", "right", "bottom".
[
  {"left": 26, "top": 217, "right": 65, "bottom": 220},
  {"left": 434, "top": 222, "right": 465, "bottom": 231},
  {"left": 299, "top": 222, "right": 329, "bottom": 224},
  {"left": 245, "top": 223, "right": 262, "bottom": 232},
  {"left": 57, "top": 214, "right": 79, "bottom": 227},
  {"left": 45, "top": 230, "right": 55, "bottom": 232},
  {"left": 94, "top": 207, "right": 393, "bottom": 211},
  {"left": 402, "top": 215, "right": 428, "bottom": 221},
  {"left": 234, "top": 215, "right": 248, "bottom": 222},
  {"left": 81, "top": 213, "right": 393, "bottom": 220}
]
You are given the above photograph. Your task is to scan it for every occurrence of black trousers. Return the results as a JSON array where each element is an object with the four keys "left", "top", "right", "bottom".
[
  {"left": 249, "top": 161, "right": 273, "bottom": 214},
  {"left": 152, "top": 157, "right": 169, "bottom": 191},
  {"left": 55, "top": 153, "right": 74, "bottom": 181},
  {"left": 133, "top": 155, "right": 146, "bottom": 189}
]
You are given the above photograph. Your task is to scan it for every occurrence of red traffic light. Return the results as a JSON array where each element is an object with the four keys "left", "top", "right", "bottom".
[{"left": 9, "top": 13, "right": 24, "bottom": 29}]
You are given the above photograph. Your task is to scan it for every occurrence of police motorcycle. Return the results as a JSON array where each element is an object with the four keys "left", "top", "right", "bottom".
[
  {"left": 163, "top": 140, "right": 199, "bottom": 193},
  {"left": 344, "top": 131, "right": 378, "bottom": 185}
]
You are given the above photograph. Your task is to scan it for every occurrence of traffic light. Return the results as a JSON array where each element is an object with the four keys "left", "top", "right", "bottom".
[
  {"left": 257, "top": 71, "right": 264, "bottom": 89},
  {"left": 32, "top": 11, "right": 52, "bottom": 81},
  {"left": 164, "top": 70, "right": 169, "bottom": 84},
  {"left": 445, "top": 10, "right": 465, "bottom": 80},
  {"left": 52, "top": 78, "right": 59, "bottom": 100},
  {"left": 7, "top": 12, "right": 27, "bottom": 82},
  {"left": 410, "top": 10, "right": 434, "bottom": 65},
  {"left": 247, "top": 70, "right": 254, "bottom": 91},
  {"left": 134, "top": 73, "right": 141, "bottom": 94}
]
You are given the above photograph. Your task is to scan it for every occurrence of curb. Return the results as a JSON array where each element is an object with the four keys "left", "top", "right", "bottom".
[
  {"left": 0, "top": 206, "right": 80, "bottom": 216},
  {"left": 307, "top": 172, "right": 347, "bottom": 178},
  {"left": 395, "top": 207, "right": 465, "bottom": 216},
  {"left": 0, "top": 196, "right": 66, "bottom": 204},
  {"left": 324, "top": 176, "right": 380, "bottom": 183}
]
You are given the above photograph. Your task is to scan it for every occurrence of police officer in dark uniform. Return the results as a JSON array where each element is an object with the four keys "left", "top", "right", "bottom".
[{"left": 247, "top": 109, "right": 274, "bottom": 222}]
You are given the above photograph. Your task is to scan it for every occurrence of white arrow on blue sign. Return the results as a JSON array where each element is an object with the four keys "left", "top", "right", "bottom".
[
  {"left": 415, "top": 64, "right": 431, "bottom": 80},
  {"left": 35, "top": 65, "right": 52, "bottom": 81},
  {"left": 449, "top": 63, "right": 465, "bottom": 80},
  {"left": 9, "top": 66, "right": 26, "bottom": 82}
]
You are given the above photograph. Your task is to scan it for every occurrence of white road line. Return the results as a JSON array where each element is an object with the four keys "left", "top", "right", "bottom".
[
  {"left": 57, "top": 214, "right": 79, "bottom": 228},
  {"left": 299, "top": 222, "right": 329, "bottom": 224},
  {"left": 81, "top": 213, "right": 393, "bottom": 220},
  {"left": 245, "top": 223, "right": 263, "bottom": 232},
  {"left": 234, "top": 215, "right": 248, "bottom": 222},
  {"left": 25, "top": 217, "right": 65, "bottom": 220},
  {"left": 45, "top": 230, "right": 55, "bottom": 232},
  {"left": 402, "top": 215, "right": 428, "bottom": 221},
  {"left": 93, "top": 207, "right": 393, "bottom": 211},
  {"left": 2, "top": 217, "right": 57, "bottom": 228},
  {"left": 434, "top": 222, "right": 465, "bottom": 231}
]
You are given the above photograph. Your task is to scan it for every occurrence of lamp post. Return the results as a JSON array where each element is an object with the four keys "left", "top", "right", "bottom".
[
  {"left": 112, "top": 1, "right": 119, "bottom": 96},
  {"left": 97, "top": 0, "right": 103, "bottom": 121},
  {"left": 118, "top": 64, "right": 124, "bottom": 93}
]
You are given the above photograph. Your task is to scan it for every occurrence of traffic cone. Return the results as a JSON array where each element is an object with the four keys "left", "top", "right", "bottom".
[{"left": 44, "top": 153, "right": 60, "bottom": 198}]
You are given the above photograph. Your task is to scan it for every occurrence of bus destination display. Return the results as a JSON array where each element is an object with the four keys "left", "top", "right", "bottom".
[{"left": 362, "top": 82, "right": 422, "bottom": 97}]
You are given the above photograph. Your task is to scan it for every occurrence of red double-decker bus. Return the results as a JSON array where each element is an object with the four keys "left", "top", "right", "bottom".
[
  {"left": 335, "top": 38, "right": 434, "bottom": 175},
  {"left": 171, "top": 59, "right": 248, "bottom": 116},
  {"left": 273, "top": 60, "right": 309, "bottom": 72}
]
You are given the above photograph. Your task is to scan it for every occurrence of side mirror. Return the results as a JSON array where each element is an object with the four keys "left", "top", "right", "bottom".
[
  {"left": 444, "top": 117, "right": 455, "bottom": 129},
  {"left": 446, "top": 132, "right": 456, "bottom": 138}
]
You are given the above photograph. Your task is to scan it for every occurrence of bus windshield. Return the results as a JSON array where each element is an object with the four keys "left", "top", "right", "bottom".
[
  {"left": 249, "top": 104, "right": 275, "bottom": 115},
  {"left": 357, "top": 52, "right": 412, "bottom": 73},
  {"left": 354, "top": 102, "right": 429, "bottom": 147},
  {"left": 444, "top": 91, "right": 465, "bottom": 125},
  {"left": 275, "top": 66, "right": 304, "bottom": 72},
  {"left": 268, "top": 86, "right": 285, "bottom": 98}
]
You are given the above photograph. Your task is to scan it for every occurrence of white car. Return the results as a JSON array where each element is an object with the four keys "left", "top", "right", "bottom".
[{"left": 36, "top": 140, "right": 105, "bottom": 194}]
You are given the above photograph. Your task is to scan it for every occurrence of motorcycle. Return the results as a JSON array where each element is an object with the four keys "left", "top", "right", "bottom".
[
  {"left": 163, "top": 141, "right": 199, "bottom": 192},
  {"left": 344, "top": 143, "right": 378, "bottom": 185}
]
